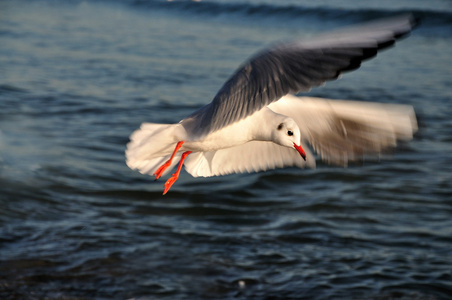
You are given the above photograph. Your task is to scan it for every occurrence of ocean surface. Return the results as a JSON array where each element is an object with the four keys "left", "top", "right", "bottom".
[{"left": 1, "top": 0, "right": 452, "bottom": 299}]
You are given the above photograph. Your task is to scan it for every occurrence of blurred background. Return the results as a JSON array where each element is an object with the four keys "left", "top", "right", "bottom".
[{"left": 1, "top": 0, "right": 451, "bottom": 299}]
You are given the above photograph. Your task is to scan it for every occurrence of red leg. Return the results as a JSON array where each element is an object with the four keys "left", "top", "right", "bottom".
[
  {"left": 154, "top": 141, "right": 184, "bottom": 180},
  {"left": 163, "top": 151, "right": 192, "bottom": 195}
]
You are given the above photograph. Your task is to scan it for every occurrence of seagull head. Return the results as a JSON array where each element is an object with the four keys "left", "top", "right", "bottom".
[{"left": 273, "top": 117, "right": 306, "bottom": 161}]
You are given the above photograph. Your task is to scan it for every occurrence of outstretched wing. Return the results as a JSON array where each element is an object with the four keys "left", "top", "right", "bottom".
[
  {"left": 181, "top": 14, "right": 417, "bottom": 139},
  {"left": 268, "top": 95, "right": 418, "bottom": 166},
  {"left": 183, "top": 140, "right": 315, "bottom": 178}
]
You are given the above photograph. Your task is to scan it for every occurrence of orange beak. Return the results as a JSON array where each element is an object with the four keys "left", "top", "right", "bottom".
[{"left": 293, "top": 143, "right": 306, "bottom": 161}]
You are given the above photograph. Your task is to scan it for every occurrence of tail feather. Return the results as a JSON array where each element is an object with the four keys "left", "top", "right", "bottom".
[{"left": 126, "top": 123, "right": 185, "bottom": 177}]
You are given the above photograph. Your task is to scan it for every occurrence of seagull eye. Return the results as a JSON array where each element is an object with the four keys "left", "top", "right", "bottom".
[{"left": 287, "top": 130, "right": 293, "bottom": 136}]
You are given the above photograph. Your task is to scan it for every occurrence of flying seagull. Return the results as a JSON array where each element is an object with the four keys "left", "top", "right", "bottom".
[{"left": 126, "top": 14, "right": 418, "bottom": 195}]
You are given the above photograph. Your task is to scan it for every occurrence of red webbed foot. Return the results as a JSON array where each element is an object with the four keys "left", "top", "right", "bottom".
[
  {"left": 153, "top": 141, "right": 184, "bottom": 180},
  {"left": 162, "top": 150, "right": 192, "bottom": 195}
]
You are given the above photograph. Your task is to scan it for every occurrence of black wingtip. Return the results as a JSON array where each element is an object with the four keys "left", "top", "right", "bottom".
[
  {"left": 410, "top": 14, "right": 422, "bottom": 29},
  {"left": 384, "top": 14, "right": 419, "bottom": 44},
  {"left": 377, "top": 39, "right": 396, "bottom": 50}
]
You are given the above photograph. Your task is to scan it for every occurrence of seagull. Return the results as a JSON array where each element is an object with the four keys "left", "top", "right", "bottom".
[{"left": 126, "top": 15, "right": 418, "bottom": 195}]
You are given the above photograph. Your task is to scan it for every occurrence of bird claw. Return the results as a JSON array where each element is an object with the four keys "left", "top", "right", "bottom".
[
  {"left": 163, "top": 174, "right": 178, "bottom": 195},
  {"left": 153, "top": 141, "right": 185, "bottom": 181},
  {"left": 161, "top": 150, "right": 192, "bottom": 195},
  {"left": 153, "top": 162, "right": 170, "bottom": 180}
]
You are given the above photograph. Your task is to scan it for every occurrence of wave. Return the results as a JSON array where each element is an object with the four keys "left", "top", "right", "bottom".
[{"left": 125, "top": 0, "right": 452, "bottom": 28}]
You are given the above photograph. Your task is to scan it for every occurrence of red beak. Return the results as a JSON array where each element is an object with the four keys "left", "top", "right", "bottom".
[{"left": 293, "top": 143, "right": 306, "bottom": 161}]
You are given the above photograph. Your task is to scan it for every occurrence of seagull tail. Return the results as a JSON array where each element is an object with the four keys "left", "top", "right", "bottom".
[{"left": 125, "top": 123, "right": 186, "bottom": 177}]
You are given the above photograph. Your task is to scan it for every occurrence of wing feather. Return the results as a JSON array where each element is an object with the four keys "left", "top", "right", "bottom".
[
  {"left": 181, "top": 14, "right": 417, "bottom": 138},
  {"left": 268, "top": 95, "right": 418, "bottom": 166},
  {"left": 184, "top": 140, "right": 315, "bottom": 178}
]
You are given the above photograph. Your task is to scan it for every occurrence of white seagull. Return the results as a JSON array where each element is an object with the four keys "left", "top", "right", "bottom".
[{"left": 126, "top": 15, "right": 418, "bottom": 195}]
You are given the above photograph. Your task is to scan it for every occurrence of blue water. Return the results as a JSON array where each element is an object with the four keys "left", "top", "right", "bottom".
[{"left": 1, "top": 0, "right": 451, "bottom": 299}]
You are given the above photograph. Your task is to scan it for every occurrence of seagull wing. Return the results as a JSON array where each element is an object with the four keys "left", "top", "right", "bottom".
[
  {"left": 268, "top": 95, "right": 418, "bottom": 166},
  {"left": 181, "top": 14, "right": 417, "bottom": 139}
]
